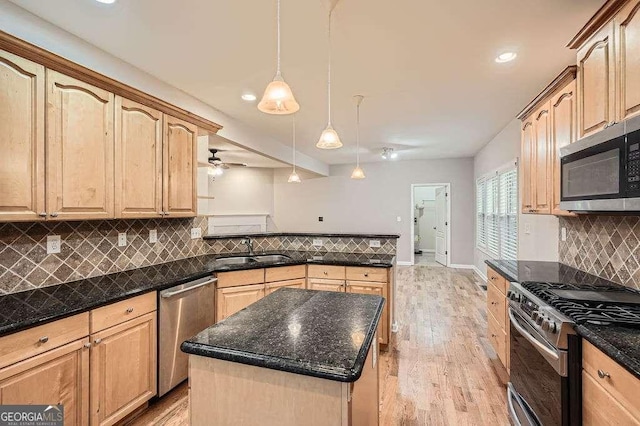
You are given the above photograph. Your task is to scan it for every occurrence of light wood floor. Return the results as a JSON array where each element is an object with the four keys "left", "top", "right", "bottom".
[{"left": 126, "top": 265, "right": 509, "bottom": 426}]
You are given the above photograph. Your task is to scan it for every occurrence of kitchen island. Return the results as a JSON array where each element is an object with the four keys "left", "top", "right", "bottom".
[{"left": 181, "top": 288, "right": 384, "bottom": 426}]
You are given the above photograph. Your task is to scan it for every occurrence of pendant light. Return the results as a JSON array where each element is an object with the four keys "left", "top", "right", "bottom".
[
  {"left": 258, "top": 0, "right": 300, "bottom": 115},
  {"left": 288, "top": 114, "right": 301, "bottom": 183},
  {"left": 316, "top": 10, "right": 343, "bottom": 149},
  {"left": 351, "top": 95, "right": 365, "bottom": 179}
]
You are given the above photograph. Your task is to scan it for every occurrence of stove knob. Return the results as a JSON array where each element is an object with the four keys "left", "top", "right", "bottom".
[
  {"left": 549, "top": 321, "right": 558, "bottom": 334},
  {"left": 532, "top": 311, "right": 540, "bottom": 322},
  {"left": 542, "top": 320, "right": 551, "bottom": 332},
  {"left": 536, "top": 314, "right": 544, "bottom": 326}
]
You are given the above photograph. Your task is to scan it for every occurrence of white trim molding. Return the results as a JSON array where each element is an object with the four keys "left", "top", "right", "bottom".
[
  {"left": 449, "top": 264, "right": 476, "bottom": 269},
  {"left": 473, "top": 266, "right": 487, "bottom": 282},
  {"left": 396, "top": 261, "right": 413, "bottom": 266}
]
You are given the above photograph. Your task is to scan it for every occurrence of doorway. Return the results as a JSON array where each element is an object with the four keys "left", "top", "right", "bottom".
[{"left": 411, "top": 184, "right": 450, "bottom": 266}]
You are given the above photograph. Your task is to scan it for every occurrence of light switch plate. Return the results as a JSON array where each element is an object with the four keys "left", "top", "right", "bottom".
[
  {"left": 561, "top": 227, "right": 567, "bottom": 241},
  {"left": 369, "top": 240, "right": 381, "bottom": 248},
  {"left": 47, "top": 235, "right": 61, "bottom": 254},
  {"left": 524, "top": 222, "right": 531, "bottom": 235},
  {"left": 312, "top": 239, "right": 323, "bottom": 247},
  {"left": 149, "top": 229, "right": 158, "bottom": 244},
  {"left": 191, "top": 228, "right": 202, "bottom": 239},
  {"left": 396, "top": 216, "right": 402, "bottom": 222},
  {"left": 118, "top": 232, "right": 127, "bottom": 247}
]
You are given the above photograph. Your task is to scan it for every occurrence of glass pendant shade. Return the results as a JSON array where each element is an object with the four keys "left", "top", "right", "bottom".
[
  {"left": 287, "top": 170, "right": 301, "bottom": 183},
  {"left": 258, "top": 72, "right": 300, "bottom": 115},
  {"left": 351, "top": 166, "right": 365, "bottom": 179},
  {"left": 316, "top": 124, "right": 343, "bottom": 149}
]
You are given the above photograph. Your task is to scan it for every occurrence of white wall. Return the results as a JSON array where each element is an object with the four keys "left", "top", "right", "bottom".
[
  {"left": 0, "top": 0, "right": 328, "bottom": 176},
  {"left": 473, "top": 119, "right": 559, "bottom": 278},
  {"left": 209, "top": 168, "right": 275, "bottom": 217},
  {"left": 273, "top": 159, "right": 475, "bottom": 265}
]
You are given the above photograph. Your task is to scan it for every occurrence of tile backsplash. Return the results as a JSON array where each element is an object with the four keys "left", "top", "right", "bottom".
[
  {"left": 559, "top": 215, "right": 640, "bottom": 289},
  {"left": 0, "top": 219, "right": 396, "bottom": 295}
]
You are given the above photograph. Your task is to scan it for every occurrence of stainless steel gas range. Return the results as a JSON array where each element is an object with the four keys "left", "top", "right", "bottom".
[{"left": 506, "top": 280, "right": 640, "bottom": 426}]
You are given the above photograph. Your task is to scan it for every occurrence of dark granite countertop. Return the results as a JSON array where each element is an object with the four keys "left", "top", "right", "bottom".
[
  {"left": 204, "top": 232, "right": 400, "bottom": 240},
  {"left": 0, "top": 251, "right": 394, "bottom": 338},
  {"left": 180, "top": 288, "right": 384, "bottom": 382},
  {"left": 486, "top": 259, "right": 640, "bottom": 380}
]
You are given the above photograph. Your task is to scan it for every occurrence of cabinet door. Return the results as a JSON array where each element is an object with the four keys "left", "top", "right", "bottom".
[
  {"left": 216, "top": 284, "right": 265, "bottom": 322},
  {"left": 264, "top": 278, "right": 306, "bottom": 296},
  {"left": 90, "top": 312, "right": 156, "bottom": 426},
  {"left": 533, "top": 104, "right": 551, "bottom": 214},
  {"left": 0, "top": 49, "right": 45, "bottom": 222},
  {"left": 520, "top": 120, "right": 534, "bottom": 214},
  {"left": 616, "top": 0, "right": 640, "bottom": 122},
  {"left": 114, "top": 97, "right": 162, "bottom": 218},
  {"left": 46, "top": 70, "right": 114, "bottom": 220},
  {"left": 582, "top": 372, "right": 640, "bottom": 426},
  {"left": 347, "top": 281, "right": 388, "bottom": 345},
  {"left": 163, "top": 115, "right": 197, "bottom": 217},
  {"left": 551, "top": 80, "right": 577, "bottom": 216},
  {"left": 577, "top": 22, "right": 616, "bottom": 139},
  {"left": 0, "top": 338, "right": 89, "bottom": 426},
  {"left": 306, "top": 278, "right": 345, "bottom": 293}
]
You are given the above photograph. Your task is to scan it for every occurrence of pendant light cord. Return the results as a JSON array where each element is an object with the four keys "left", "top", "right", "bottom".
[
  {"left": 327, "top": 10, "right": 332, "bottom": 125},
  {"left": 292, "top": 114, "right": 296, "bottom": 172},
  {"left": 276, "top": 0, "right": 281, "bottom": 75},
  {"left": 356, "top": 99, "right": 360, "bottom": 167}
]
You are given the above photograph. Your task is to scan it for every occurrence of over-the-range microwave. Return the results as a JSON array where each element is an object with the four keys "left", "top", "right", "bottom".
[{"left": 560, "top": 116, "right": 640, "bottom": 212}]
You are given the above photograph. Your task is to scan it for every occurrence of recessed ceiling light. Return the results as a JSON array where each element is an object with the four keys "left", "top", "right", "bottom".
[
  {"left": 495, "top": 52, "right": 517, "bottom": 63},
  {"left": 95, "top": 0, "right": 117, "bottom": 3},
  {"left": 241, "top": 93, "right": 257, "bottom": 102}
]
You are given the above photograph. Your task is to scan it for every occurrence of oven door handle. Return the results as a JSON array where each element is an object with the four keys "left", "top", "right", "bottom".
[
  {"left": 507, "top": 383, "right": 540, "bottom": 426},
  {"left": 508, "top": 308, "right": 559, "bottom": 362}
]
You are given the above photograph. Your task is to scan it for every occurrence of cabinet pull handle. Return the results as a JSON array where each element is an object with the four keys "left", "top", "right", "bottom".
[
  {"left": 597, "top": 369, "right": 610, "bottom": 379},
  {"left": 38, "top": 212, "right": 47, "bottom": 217},
  {"left": 126, "top": 307, "right": 134, "bottom": 314},
  {"left": 94, "top": 338, "right": 102, "bottom": 345},
  {"left": 50, "top": 212, "right": 58, "bottom": 218},
  {"left": 38, "top": 336, "right": 49, "bottom": 344}
]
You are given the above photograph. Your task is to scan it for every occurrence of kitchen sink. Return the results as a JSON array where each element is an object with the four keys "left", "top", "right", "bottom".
[
  {"left": 213, "top": 256, "right": 257, "bottom": 266},
  {"left": 252, "top": 254, "right": 292, "bottom": 263}
]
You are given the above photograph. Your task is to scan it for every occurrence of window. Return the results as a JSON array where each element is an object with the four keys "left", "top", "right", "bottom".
[{"left": 476, "top": 162, "right": 518, "bottom": 260}]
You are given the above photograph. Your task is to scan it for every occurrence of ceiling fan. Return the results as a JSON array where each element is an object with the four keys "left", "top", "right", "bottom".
[{"left": 207, "top": 148, "right": 247, "bottom": 177}]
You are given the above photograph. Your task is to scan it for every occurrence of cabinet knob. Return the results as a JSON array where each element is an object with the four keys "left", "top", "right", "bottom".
[
  {"left": 38, "top": 212, "right": 47, "bottom": 217},
  {"left": 164, "top": 211, "right": 170, "bottom": 216},
  {"left": 491, "top": 301, "right": 497, "bottom": 305},
  {"left": 597, "top": 369, "right": 610, "bottom": 379},
  {"left": 94, "top": 338, "right": 102, "bottom": 345},
  {"left": 83, "top": 342, "right": 92, "bottom": 349},
  {"left": 323, "top": 271, "right": 328, "bottom": 275},
  {"left": 364, "top": 273, "right": 369, "bottom": 277},
  {"left": 126, "top": 307, "right": 134, "bottom": 314},
  {"left": 38, "top": 336, "right": 49, "bottom": 344},
  {"left": 50, "top": 212, "right": 58, "bottom": 218}
]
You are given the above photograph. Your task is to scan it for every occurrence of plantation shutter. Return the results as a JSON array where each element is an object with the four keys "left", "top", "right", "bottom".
[
  {"left": 476, "top": 178, "right": 486, "bottom": 249},
  {"left": 486, "top": 175, "right": 500, "bottom": 257},
  {"left": 499, "top": 168, "right": 518, "bottom": 260}
]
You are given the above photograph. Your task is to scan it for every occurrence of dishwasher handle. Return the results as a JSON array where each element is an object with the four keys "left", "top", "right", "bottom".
[{"left": 161, "top": 278, "right": 217, "bottom": 299}]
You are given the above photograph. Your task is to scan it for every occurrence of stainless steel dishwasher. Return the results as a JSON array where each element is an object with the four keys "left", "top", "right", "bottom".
[{"left": 158, "top": 275, "right": 217, "bottom": 396}]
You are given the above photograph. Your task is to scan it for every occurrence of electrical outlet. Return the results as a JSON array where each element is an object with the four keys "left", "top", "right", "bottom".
[
  {"left": 396, "top": 216, "right": 402, "bottom": 222},
  {"left": 47, "top": 235, "right": 61, "bottom": 254},
  {"left": 118, "top": 232, "right": 127, "bottom": 247},
  {"left": 149, "top": 229, "right": 157, "bottom": 244},
  {"left": 369, "top": 240, "right": 381, "bottom": 248},
  {"left": 313, "top": 239, "right": 323, "bottom": 247},
  {"left": 524, "top": 222, "right": 531, "bottom": 235},
  {"left": 191, "top": 228, "right": 202, "bottom": 239},
  {"left": 561, "top": 227, "right": 567, "bottom": 241}
]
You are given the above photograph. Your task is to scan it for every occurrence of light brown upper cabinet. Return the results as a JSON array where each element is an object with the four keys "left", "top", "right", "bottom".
[
  {"left": 551, "top": 80, "right": 577, "bottom": 216},
  {"left": 47, "top": 70, "right": 115, "bottom": 221},
  {"left": 114, "top": 97, "right": 163, "bottom": 218},
  {"left": 163, "top": 116, "right": 197, "bottom": 217},
  {"left": 0, "top": 49, "right": 46, "bottom": 222},
  {"left": 518, "top": 67, "right": 576, "bottom": 216},
  {"left": 616, "top": 0, "right": 640, "bottom": 122}
]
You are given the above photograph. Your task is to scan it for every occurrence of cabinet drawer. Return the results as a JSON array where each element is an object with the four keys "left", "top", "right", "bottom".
[
  {"left": 487, "top": 267, "right": 507, "bottom": 294},
  {"left": 0, "top": 313, "right": 89, "bottom": 369},
  {"left": 488, "top": 312, "right": 507, "bottom": 367},
  {"left": 487, "top": 283, "right": 507, "bottom": 330},
  {"left": 265, "top": 265, "right": 306, "bottom": 283},
  {"left": 346, "top": 267, "right": 388, "bottom": 283},
  {"left": 307, "top": 278, "right": 345, "bottom": 292},
  {"left": 90, "top": 292, "right": 156, "bottom": 333},
  {"left": 217, "top": 268, "right": 265, "bottom": 288},
  {"left": 583, "top": 340, "right": 640, "bottom": 420},
  {"left": 307, "top": 265, "right": 346, "bottom": 280},
  {"left": 265, "top": 279, "right": 306, "bottom": 296},
  {"left": 583, "top": 370, "right": 640, "bottom": 425}
]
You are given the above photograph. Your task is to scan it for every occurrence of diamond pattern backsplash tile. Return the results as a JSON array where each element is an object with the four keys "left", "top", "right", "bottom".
[
  {"left": 559, "top": 215, "right": 640, "bottom": 290},
  {"left": 0, "top": 219, "right": 397, "bottom": 295}
]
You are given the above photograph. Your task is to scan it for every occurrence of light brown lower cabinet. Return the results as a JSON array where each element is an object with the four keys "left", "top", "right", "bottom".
[
  {"left": 486, "top": 267, "right": 509, "bottom": 372},
  {"left": 0, "top": 338, "right": 90, "bottom": 426},
  {"left": 347, "top": 281, "right": 388, "bottom": 345},
  {"left": 307, "top": 278, "right": 346, "bottom": 292},
  {"left": 264, "top": 278, "right": 306, "bottom": 296},
  {"left": 216, "top": 283, "right": 265, "bottom": 322},
  {"left": 90, "top": 312, "right": 157, "bottom": 426}
]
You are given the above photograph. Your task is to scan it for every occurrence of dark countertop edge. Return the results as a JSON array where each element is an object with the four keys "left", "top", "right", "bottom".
[
  {"left": 575, "top": 325, "right": 640, "bottom": 380},
  {"left": 203, "top": 232, "right": 401, "bottom": 240},
  {"left": 0, "top": 253, "right": 394, "bottom": 338},
  {"left": 484, "top": 259, "right": 517, "bottom": 282},
  {"left": 180, "top": 297, "right": 385, "bottom": 383}
]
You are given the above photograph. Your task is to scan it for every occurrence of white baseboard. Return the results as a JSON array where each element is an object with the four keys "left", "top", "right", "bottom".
[
  {"left": 474, "top": 266, "right": 487, "bottom": 282},
  {"left": 396, "top": 261, "right": 413, "bottom": 266},
  {"left": 391, "top": 322, "right": 399, "bottom": 333},
  {"left": 449, "top": 263, "right": 475, "bottom": 269}
]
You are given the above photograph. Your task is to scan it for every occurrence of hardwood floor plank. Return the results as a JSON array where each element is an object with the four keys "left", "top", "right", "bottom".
[{"left": 126, "top": 265, "right": 509, "bottom": 425}]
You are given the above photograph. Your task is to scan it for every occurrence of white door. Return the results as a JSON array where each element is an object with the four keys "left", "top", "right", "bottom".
[{"left": 435, "top": 187, "right": 447, "bottom": 266}]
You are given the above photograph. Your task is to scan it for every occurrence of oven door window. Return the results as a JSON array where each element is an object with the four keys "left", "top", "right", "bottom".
[{"left": 510, "top": 314, "right": 566, "bottom": 426}]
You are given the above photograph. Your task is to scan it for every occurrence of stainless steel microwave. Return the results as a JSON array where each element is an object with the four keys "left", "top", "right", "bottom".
[{"left": 560, "top": 116, "right": 640, "bottom": 212}]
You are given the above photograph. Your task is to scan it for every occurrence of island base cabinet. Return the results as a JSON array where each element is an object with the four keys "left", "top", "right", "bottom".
[
  {"left": 0, "top": 338, "right": 90, "bottom": 426},
  {"left": 347, "top": 281, "right": 388, "bottom": 345},
  {"left": 351, "top": 332, "right": 379, "bottom": 426},
  {"left": 90, "top": 312, "right": 157, "bottom": 426}
]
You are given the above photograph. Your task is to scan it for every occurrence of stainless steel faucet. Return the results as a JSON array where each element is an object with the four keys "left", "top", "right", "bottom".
[{"left": 241, "top": 237, "right": 254, "bottom": 255}]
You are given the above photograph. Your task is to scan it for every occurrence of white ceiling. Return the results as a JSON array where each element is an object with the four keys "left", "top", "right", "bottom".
[{"left": 10, "top": 0, "right": 604, "bottom": 164}]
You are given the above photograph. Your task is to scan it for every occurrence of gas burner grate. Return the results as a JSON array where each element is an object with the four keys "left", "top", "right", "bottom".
[{"left": 521, "top": 281, "right": 640, "bottom": 328}]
